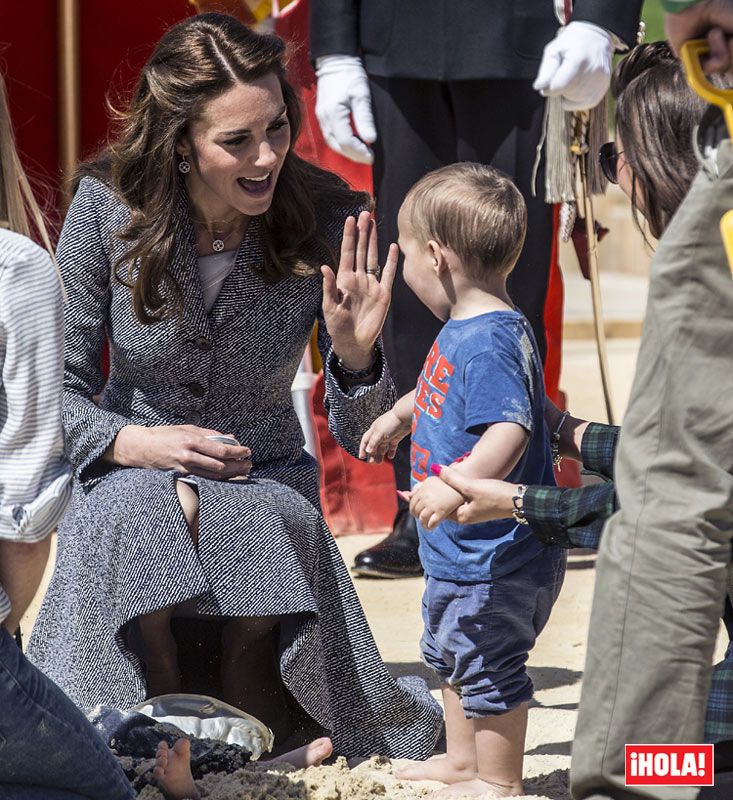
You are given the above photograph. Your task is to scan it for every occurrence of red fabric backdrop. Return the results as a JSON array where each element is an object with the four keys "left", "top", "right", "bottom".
[
  {"left": 1, "top": 1, "right": 195, "bottom": 213},
  {"left": 1, "top": 1, "right": 61, "bottom": 216}
]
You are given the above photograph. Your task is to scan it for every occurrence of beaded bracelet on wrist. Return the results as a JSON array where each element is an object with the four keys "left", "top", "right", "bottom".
[
  {"left": 337, "top": 357, "right": 377, "bottom": 380},
  {"left": 551, "top": 410, "right": 570, "bottom": 470}
]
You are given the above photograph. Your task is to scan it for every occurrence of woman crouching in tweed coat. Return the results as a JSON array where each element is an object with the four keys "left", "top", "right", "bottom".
[{"left": 28, "top": 12, "right": 441, "bottom": 759}]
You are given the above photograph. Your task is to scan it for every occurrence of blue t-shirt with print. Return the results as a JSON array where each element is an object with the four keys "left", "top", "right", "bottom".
[{"left": 410, "top": 310, "right": 555, "bottom": 582}]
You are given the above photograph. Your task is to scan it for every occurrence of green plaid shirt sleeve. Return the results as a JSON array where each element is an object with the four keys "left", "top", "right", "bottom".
[
  {"left": 705, "top": 596, "right": 733, "bottom": 743},
  {"left": 523, "top": 482, "right": 618, "bottom": 549},
  {"left": 705, "top": 647, "right": 733, "bottom": 743},
  {"left": 580, "top": 423, "right": 621, "bottom": 481},
  {"left": 522, "top": 422, "right": 620, "bottom": 549},
  {"left": 661, "top": 0, "right": 702, "bottom": 11}
]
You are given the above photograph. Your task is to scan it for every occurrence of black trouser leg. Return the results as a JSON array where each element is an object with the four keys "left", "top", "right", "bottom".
[
  {"left": 370, "top": 77, "right": 457, "bottom": 493},
  {"left": 371, "top": 77, "right": 553, "bottom": 492},
  {"left": 451, "top": 79, "right": 553, "bottom": 364}
]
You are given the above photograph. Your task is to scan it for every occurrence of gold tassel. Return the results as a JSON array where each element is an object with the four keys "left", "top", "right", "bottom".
[{"left": 532, "top": 88, "right": 609, "bottom": 242}]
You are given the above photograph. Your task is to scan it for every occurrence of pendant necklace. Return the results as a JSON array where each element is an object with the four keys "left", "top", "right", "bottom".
[
  {"left": 190, "top": 212, "right": 244, "bottom": 253},
  {"left": 210, "top": 229, "right": 233, "bottom": 253}
]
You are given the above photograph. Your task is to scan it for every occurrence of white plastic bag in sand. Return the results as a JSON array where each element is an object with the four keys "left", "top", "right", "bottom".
[{"left": 131, "top": 693, "right": 274, "bottom": 760}]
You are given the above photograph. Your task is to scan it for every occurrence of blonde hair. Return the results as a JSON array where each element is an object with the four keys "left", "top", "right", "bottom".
[
  {"left": 0, "top": 71, "right": 57, "bottom": 261},
  {"left": 403, "top": 162, "right": 527, "bottom": 281}
]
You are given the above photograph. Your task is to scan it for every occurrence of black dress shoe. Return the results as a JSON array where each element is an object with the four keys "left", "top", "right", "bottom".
[{"left": 352, "top": 507, "right": 423, "bottom": 578}]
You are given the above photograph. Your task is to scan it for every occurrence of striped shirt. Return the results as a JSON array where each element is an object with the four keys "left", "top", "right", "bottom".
[{"left": 0, "top": 229, "right": 71, "bottom": 623}]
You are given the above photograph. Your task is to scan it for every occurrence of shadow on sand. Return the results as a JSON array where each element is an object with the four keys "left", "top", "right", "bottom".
[{"left": 524, "top": 768, "right": 571, "bottom": 800}]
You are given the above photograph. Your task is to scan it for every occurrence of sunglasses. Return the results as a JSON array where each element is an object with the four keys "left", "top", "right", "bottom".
[{"left": 599, "top": 142, "right": 624, "bottom": 185}]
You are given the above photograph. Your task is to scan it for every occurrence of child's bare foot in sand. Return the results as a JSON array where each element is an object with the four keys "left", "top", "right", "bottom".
[
  {"left": 395, "top": 756, "right": 477, "bottom": 785},
  {"left": 269, "top": 737, "right": 333, "bottom": 768},
  {"left": 431, "top": 777, "right": 522, "bottom": 798},
  {"left": 154, "top": 739, "right": 200, "bottom": 800}
]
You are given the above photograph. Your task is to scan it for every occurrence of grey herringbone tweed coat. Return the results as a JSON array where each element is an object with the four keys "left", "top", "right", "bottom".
[{"left": 27, "top": 176, "right": 441, "bottom": 758}]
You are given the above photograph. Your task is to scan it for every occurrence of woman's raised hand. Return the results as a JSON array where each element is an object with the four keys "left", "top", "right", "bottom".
[
  {"left": 107, "top": 424, "right": 253, "bottom": 482},
  {"left": 321, "top": 211, "right": 398, "bottom": 370}
]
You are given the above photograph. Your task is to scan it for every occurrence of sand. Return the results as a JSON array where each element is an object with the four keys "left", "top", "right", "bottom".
[
  {"left": 22, "top": 335, "right": 730, "bottom": 799},
  {"left": 135, "top": 754, "right": 570, "bottom": 800},
  {"left": 24, "top": 539, "right": 592, "bottom": 800},
  {"left": 124, "top": 538, "right": 728, "bottom": 800},
  {"left": 111, "top": 543, "right": 599, "bottom": 800},
  {"left": 24, "top": 521, "right": 729, "bottom": 800}
]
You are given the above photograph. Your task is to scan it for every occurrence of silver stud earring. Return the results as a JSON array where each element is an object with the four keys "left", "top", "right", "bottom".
[{"left": 178, "top": 155, "right": 191, "bottom": 174}]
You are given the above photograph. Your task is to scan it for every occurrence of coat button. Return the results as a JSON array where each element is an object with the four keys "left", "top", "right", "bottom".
[
  {"left": 186, "top": 382, "right": 206, "bottom": 398},
  {"left": 184, "top": 410, "right": 201, "bottom": 425},
  {"left": 194, "top": 336, "right": 213, "bottom": 352}
]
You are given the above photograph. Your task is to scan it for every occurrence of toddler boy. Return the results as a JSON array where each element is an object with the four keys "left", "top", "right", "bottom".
[{"left": 361, "top": 163, "right": 566, "bottom": 798}]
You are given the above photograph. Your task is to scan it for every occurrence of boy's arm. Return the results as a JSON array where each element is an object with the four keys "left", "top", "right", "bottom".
[
  {"left": 454, "top": 344, "right": 534, "bottom": 481},
  {"left": 449, "top": 422, "right": 530, "bottom": 481},
  {"left": 411, "top": 339, "right": 534, "bottom": 528},
  {"left": 409, "top": 422, "right": 528, "bottom": 530},
  {"left": 359, "top": 389, "right": 415, "bottom": 462},
  {"left": 391, "top": 389, "right": 416, "bottom": 424}
]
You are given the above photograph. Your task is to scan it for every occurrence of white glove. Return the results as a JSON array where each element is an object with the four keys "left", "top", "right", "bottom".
[
  {"left": 533, "top": 21, "right": 614, "bottom": 111},
  {"left": 315, "top": 55, "right": 376, "bottom": 164}
]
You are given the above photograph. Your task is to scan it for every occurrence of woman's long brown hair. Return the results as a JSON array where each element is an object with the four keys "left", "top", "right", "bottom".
[
  {"left": 78, "top": 12, "right": 368, "bottom": 325},
  {"left": 612, "top": 42, "right": 707, "bottom": 241}
]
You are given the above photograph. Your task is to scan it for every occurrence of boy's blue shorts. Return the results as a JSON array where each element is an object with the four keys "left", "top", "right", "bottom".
[{"left": 420, "top": 545, "right": 567, "bottom": 717}]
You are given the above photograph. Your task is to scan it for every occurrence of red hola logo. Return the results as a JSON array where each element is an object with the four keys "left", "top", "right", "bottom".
[{"left": 625, "top": 745, "right": 714, "bottom": 786}]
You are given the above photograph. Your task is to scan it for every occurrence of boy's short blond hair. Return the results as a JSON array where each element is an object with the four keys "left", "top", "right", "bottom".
[{"left": 403, "top": 162, "right": 527, "bottom": 280}]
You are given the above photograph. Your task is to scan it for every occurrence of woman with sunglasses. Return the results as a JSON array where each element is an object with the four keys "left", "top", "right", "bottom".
[{"left": 426, "top": 40, "right": 733, "bottom": 797}]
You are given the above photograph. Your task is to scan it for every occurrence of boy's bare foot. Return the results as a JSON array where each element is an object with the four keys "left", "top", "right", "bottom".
[
  {"left": 268, "top": 737, "right": 334, "bottom": 768},
  {"left": 431, "top": 777, "right": 522, "bottom": 798},
  {"left": 153, "top": 739, "right": 200, "bottom": 800},
  {"left": 394, "top": 756, "right": 477, "bottom": 784}
]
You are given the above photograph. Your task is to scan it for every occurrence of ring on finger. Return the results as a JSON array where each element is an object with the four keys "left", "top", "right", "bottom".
[{"left": 365, "top": 267, "right": 380, "bottom": 276}]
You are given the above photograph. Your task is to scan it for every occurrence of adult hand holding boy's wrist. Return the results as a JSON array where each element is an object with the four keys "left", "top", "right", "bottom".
[{"left": 434, "top": 464, "right": 519, "bottom": 525}]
